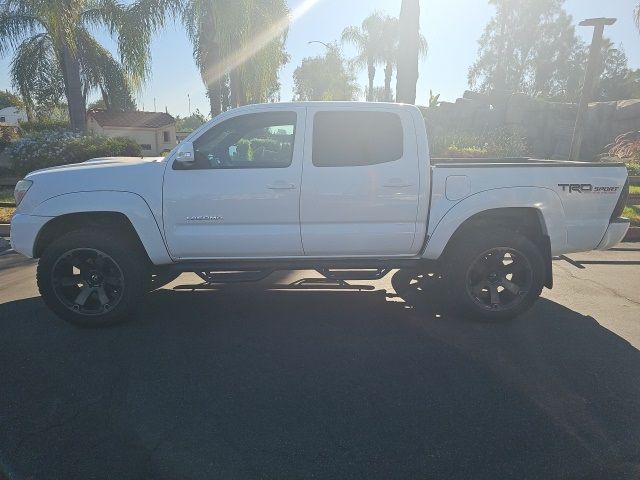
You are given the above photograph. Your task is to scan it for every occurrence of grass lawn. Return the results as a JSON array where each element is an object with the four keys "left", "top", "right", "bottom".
[
  {"left": 0, "top": 207, "right": 14, "bottom": 224},
  {"left": 0, "top": 187, "right": 15, "bottom": 224},
  {"left": 629, "top": 185, "right": 640, "bottom": 227},
  {"left": 625, "top": 205, "right": 640, "bottom": 227},
  {"left": 0, "top": 187, "right": 14, "bottom": 203}
]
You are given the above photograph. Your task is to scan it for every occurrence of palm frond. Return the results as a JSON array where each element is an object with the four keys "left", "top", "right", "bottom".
[
  {"left": 341, "top": 26, "right": 364, "bottom": 47},
  {"left": 418, "top": 34, "right": 428, "bottom": 57},
  {"left": 10, "top": 32, "right": 63, "bottom": 110},
  {"left": 0, "top": 7, "right": 44, "bottom": 55},
  {"left": 75, "top": 27, "right": 136, "bottom": 110}
]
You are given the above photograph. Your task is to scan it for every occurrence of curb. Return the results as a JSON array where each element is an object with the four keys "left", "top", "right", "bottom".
[{"left": 0, "top": 223, "right": 9, "bottom": 237}]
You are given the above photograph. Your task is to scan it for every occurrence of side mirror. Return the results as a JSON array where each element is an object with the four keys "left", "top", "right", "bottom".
[{"left": 173, "top": 142, "right": 195, "bottom": 168}]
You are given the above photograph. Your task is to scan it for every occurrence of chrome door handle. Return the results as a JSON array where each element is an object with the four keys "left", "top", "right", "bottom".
[{"left": 267, "top": 183, "right": 297, "bottom": 190}]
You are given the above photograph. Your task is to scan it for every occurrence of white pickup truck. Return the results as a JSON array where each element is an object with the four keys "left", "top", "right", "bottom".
[{"left": 10, "top": 102, "right": 630, "bottom": 326}]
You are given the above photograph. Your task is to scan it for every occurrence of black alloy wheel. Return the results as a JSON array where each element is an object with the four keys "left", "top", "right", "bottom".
[
  {"left": 446, "top": 229, "right": 545, "bottom": 321},
  {"left": 465, "top": 247, "right": 533, "bottom": 312},
  {"left": 51, "top": 248, "right": 125, "bottom": 316},
  {"left": 37, "top": 228, "right": 148, "bottom": 327}
]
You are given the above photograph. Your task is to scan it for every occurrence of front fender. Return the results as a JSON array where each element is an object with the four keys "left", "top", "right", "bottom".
[
  {"left": 422, "top": 187, "right": 567, "bottom": 259},
  {"left": 31, "top": 191, "right": 172, "bottom": 264}
]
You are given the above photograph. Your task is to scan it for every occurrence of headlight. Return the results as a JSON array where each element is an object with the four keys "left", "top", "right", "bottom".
[{"left": 14, "top": 179, "right": 33, "bottom": 207}]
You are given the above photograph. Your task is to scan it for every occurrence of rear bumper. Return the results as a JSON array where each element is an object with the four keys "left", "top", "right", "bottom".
[
  {"left": 596, "top": 218, "right": 630, "bottom": 250},
  {"left": 10, "top": 213, "right": 53, "bottom": 258}
]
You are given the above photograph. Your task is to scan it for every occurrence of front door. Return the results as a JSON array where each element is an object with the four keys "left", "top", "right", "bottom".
[{"left": 163, "top": 107, "right": 306, "bottom": 259}]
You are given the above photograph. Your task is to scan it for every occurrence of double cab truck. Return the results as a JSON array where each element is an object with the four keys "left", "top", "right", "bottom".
[{"left": 10, "top": 102, "right": 630, "bottom": 326}]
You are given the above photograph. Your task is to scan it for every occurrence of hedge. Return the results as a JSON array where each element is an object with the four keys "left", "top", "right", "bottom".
[{"left": 9, "top": 130, "right": 142, "bottom": 175}]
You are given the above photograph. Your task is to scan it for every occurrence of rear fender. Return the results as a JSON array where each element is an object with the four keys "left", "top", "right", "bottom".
[{"left": 423, "top": 187, "right": 567, "bottom": 260}]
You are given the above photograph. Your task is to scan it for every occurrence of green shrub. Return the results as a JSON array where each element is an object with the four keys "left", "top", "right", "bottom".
[
  {"left": 9, "top": 130, "right": 141, "bottom": 175},
  {"left": 64, "top": 135, "right": 141, "bottom": 161},
  {"left": 428, "top": 127, "right": 530, "bottom": 158},
  {"left": 441, "top": 146, "right": 489, "bottom": 158},
  {"left": 627, "top": 162, "right": 640, "bottom": 176},
  {"left": 422, "top": 108, "right": 531, "bottom": 158},
  {"left": 236, "top": 139, "right": 251, "bottom": 160},
  {"left": 249, "top": 138, "right": 280, "bottom": 152},
  {"left": 18, "top": 120, "right": 71, "bottom": 133}
]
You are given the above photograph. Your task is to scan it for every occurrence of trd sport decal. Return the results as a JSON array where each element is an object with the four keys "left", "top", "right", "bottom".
[{"left": 558, "top": 184, "right": 620, "bottom": 193}]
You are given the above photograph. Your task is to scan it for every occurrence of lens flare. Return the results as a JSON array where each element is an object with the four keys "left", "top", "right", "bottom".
[{"left": 203, "top": 0, "right": 322, "bottom": 86}]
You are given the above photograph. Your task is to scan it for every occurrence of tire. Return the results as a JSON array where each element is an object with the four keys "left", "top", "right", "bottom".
[
  {"left": 37, "top": 228, "right": 149, "bottom": 327},
  {"left": 445, "top": 228, "right": 545, "bottom": 322}
]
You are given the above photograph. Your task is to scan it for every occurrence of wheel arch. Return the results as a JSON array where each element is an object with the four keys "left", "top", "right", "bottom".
[
  {"left": 444, "top": 207, "right": 553, "bottom": 288},
  {"left": 423, "top": 187, "right": 566, "bottom": 288},
  {"left": 31, "top": 191, "right": 172, "bottom": 264}
]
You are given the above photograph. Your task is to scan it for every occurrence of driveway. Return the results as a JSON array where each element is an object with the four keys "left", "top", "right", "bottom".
[{"left": 0, "top": 246, "right": 639, "bottom": 480}]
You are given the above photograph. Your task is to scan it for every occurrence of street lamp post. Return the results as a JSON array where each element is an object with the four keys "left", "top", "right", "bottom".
[
  {"left": 308, "top": 40, "right": 331, "bottom": 49},
  {"left": 569, "top": 17, "right": 616, "bottom": 161}
]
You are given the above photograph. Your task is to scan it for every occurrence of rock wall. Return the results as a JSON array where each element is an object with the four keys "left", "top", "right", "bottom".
[{"left": 423, "top": 91, "right": 640, "bottom": 160}]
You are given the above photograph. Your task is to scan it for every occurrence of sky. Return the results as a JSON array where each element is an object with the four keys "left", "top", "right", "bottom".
[{"left": 0, "top": 0, "right": 639, "bottom": 118}]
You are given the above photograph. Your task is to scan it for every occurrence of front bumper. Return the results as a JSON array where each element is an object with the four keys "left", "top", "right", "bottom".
[
  {"left": 596, "top": 217, "right": 630, "bottom": 250},
  {"left": 10, "top": 213, "right": 54, "bottom": 258}
]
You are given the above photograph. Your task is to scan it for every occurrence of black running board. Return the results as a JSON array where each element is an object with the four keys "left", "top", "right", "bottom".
[{"left": 166, "top": 257, "right": 428, "bottom": 273}]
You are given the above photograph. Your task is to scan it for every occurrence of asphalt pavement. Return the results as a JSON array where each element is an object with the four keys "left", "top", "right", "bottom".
[{"left": 0, "top": 245, "right": 639, "bottom": 480}]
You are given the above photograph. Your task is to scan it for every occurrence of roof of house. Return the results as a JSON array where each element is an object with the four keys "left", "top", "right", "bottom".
[
  {"left": 0, "top": 106, "right": 25, "bottom": 115},
  {"left": 88, "top": 110, "right": 175, "bottom": 129}
]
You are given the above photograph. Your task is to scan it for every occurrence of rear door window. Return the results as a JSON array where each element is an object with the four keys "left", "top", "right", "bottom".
[{"left": 312, "top": 111, "right": 404, "bottom": 167}]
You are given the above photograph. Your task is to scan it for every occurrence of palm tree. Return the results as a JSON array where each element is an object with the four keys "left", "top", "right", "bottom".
[
  {"left": 378, "top": 15, "right": 426, "bottom": 102},
  {"left": 380, "top": 16, "right": 399, "bottom": 102},
  {"left": 341, "top": 13, "right": 386, "bottom": 102},
  {"left": 0, "top": 0, "right": 178, "bottom": 131},
  {"left": 183, "top": 0, "right": 289, "bottom": 117},
  {"left": 396, "top": 0, "right": 421, "bottom": 104},
  {"left": 183, "top": 0, "right": 222, "bottom": 116}
]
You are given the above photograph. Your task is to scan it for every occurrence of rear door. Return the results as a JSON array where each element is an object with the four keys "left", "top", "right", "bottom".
[{"left": 300, "top": 106, "right": 421, "bottom": 256}]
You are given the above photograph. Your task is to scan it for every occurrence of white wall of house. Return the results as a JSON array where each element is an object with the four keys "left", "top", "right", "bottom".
[
  {"left": 0, "top": 107, "right": 28, "bottom": 126},
  {"left": 87, "top": 117, "right": 177, "bottom": 156}
]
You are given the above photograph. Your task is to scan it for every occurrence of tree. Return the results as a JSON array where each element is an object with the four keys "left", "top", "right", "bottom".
[
  {"left": 175, "top": 108, "right": 207, "bottom": 132},
  {"left": 368, "top": 86, "right": 393, "bottom": 102},
  {"left": 469, "top": 0, "right": 584, "bottom": 99},
  {"left": 0, "top": 90, "right": 23, "bottom": 110},
  {"left": 342, "top": 13, "right": 387, "bottom": 101},
  {"left": 596, "top": 42, "right": 640, "bottom": 101},
  {"left": 0, "top": 0, "right": 178, "bottom": 131},
  {"left": 183, "top": 0, "right": 289, "bottom": 117},
  {"left": 379, "top": 17, "right": 399, "bottom": 102},
  {"left": 293, "top": 45, "right": 359, "bottom": 101},
  {"left": 470, "top": 1, "right": 637, "bottom": 102},
  {"left": 396, "top": 0, "right": 422, "bottom": 104}
]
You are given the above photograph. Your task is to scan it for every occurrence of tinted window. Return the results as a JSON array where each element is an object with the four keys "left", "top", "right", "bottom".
[
  {"left": 180, "top": 112, "right": 296, "bottom": 170},
  {"left": 312, "top": 111, "right": 403, "bottom": 167}
]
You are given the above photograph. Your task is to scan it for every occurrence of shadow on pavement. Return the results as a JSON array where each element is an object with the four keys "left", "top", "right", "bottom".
[{"left": 0, "top": 273, "right": 639, "bottom": 480}]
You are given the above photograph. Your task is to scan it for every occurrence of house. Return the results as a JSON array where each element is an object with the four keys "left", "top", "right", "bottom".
[
  {"left": 87, "top": 110, "right": 177, "bottom": 156},
  {"left": 0, "top": 106, "right": 28, "bottom": 126}
]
